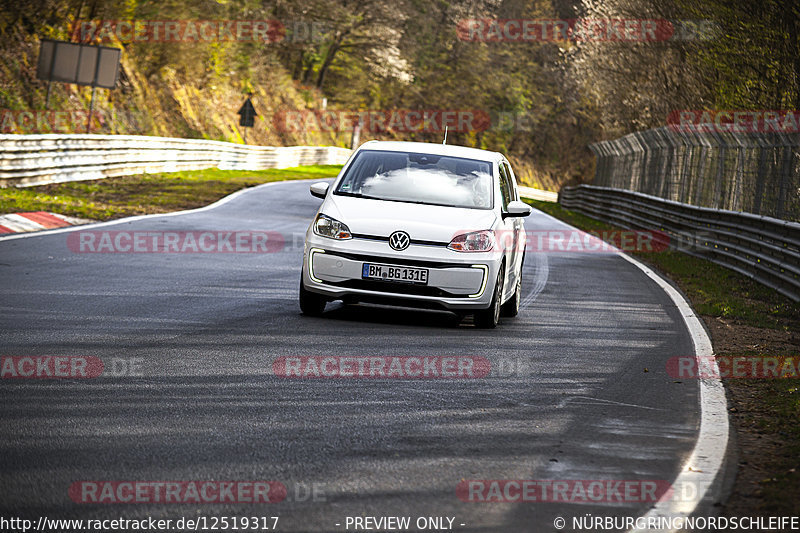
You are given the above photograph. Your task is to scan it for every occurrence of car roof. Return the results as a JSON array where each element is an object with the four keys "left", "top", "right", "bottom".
[{"left": 356, "top": 141, "right": 503, "bottom": 162}]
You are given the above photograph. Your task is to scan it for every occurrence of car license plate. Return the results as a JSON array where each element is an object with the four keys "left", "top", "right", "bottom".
[{"left": 362, "top": 263, "right": 429, "bottom": 284}]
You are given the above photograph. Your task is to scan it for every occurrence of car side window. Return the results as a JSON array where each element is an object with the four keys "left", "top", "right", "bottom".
[
  {"left": 498, "top": 163, "right": 512, "bottom": 210},
  {"left": 501, "top": 162, "right": 517, "bottom": 201}
]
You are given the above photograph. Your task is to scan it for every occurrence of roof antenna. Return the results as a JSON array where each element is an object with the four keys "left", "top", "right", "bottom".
[{"left": 442, "top": 126, "right": 448, "bottom": 145}]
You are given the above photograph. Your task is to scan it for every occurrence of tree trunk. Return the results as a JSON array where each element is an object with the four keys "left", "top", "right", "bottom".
[{"left": 316, "top": 42, "right": 341, "bottom": 89}]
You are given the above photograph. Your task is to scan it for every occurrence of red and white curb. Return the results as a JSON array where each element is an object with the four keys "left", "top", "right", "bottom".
[{"left": 0, "top": 212, "right": 94, "bottom": 234}]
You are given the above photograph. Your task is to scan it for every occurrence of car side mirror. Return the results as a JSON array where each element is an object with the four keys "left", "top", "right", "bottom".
[
  {"left": 504, "top": 200, "right": 532, "bottom": 218},
  {"left": 310, "top": 182, "right": 330, "bottom": 199}
]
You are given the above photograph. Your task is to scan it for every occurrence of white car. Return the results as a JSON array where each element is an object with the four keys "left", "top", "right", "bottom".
[{"left": 299, "top": 141, "right": 531, "bottom": 328}]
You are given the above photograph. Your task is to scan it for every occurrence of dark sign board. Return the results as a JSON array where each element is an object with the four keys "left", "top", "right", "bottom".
[
  {"left": 36, "top": 39, "right": 121, "bottom": 89},
  {"left": 238, "top": 98, "right": 257, "bottom": 128}
]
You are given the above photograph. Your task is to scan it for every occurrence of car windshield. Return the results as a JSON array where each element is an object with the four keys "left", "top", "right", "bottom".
[{"left": 334, "top": 150, "right": 493, "bottom": 209}]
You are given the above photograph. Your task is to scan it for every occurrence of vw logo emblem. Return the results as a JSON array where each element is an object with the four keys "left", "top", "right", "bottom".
[{"left": 389, "top": 231, "right": 410, "bottom": 251}]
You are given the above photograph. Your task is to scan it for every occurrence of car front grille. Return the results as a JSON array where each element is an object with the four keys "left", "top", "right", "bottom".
[
  {"left": 327, "top": 278, "right": 468, "bottom": 298},
  {"left": 322, "top": 250, "right": 466, "bottom": 270}
]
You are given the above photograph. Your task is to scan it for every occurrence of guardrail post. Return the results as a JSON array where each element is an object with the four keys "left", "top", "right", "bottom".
[
  {"left": 752, "top": 141, "right": 769, "bottom": 215},
  {"left": 712, "top": 144, "right": 726, "bottom": 210},
  {"left": 776, "top": 140, "right": 794, "bottom": 219}
]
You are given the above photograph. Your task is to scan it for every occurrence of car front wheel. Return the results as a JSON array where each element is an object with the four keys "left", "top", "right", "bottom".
[
  {"left": 299, "top": 278, "right": 326, "bottom": 316},
  {"left": 474, "top": 266, "right": 504, "bottom": 329},
  {"left": 501, "top": 274, "right": 521, "bottom": 317}
]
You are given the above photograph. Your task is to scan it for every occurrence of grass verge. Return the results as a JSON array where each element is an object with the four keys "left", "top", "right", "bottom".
[
  {"left": 525, "top": 198, "right": 800, "bottom": 516},
  {"left": 0, "top": 165, "right": 343, "bottom": 221}
]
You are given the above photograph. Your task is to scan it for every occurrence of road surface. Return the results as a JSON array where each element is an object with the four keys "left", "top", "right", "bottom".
[{"left": 0, "top": 179, "right": 701, "bottom": 532}]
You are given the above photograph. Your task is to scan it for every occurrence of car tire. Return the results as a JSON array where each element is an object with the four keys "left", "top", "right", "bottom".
[
  {"left": 501, "top": 274, "right": 521, "bottom": 318},
  {"left": 299, "top": 278, "right": 326, "bottom": 316},
  {"left": 474, "top": 265, "right": 504, "bottom": 329}
]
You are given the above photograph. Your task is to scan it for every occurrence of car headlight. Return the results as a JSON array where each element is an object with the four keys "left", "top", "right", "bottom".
[
  {"left": 448, "top": 230, "right": 495, "bottom": 252},
  {"left": 313, "top": 214, "right": 352, "bottom": 240}
]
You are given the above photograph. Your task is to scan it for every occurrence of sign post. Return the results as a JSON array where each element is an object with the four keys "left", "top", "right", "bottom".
[{"left": 237, "top": 96, "right": 257, "bottom": 144}]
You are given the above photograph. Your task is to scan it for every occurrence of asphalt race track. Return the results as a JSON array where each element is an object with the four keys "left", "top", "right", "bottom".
[{"left": 0, "top": 179, "right": 700, "bottom": 532}]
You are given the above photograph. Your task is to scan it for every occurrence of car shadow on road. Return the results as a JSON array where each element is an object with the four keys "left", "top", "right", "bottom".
[{"left": 314, "top": 302, "right": 469, "bottom": 328}]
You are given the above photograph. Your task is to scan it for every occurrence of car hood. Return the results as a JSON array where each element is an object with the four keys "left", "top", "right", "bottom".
[{"left": 322, "top": 195, "right": 498, "bottom": 243}]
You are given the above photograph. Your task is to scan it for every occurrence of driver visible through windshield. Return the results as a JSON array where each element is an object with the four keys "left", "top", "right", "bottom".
[{"left": 334, "top": 150, "right": 494, "bottom": 209}]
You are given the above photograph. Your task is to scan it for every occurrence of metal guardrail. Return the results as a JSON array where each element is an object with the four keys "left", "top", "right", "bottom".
[
  {"left": 560, "top": 184, "right": 800, "bottom": 302},
  {"left": 0, "top": 134, "right": 353, "bottom": 187},
  {"left": 588, "top": 127, "right": 800, "bottom": 222}
]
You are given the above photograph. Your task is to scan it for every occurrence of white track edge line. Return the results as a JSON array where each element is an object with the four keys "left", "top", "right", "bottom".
[{"left": 617, "top": 252, "right": 729, "bottom": 533}]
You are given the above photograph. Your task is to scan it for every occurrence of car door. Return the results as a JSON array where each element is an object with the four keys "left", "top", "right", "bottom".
[
  {"left": 497, "top": 161, "right": 519, "bottom": 298},
  {"left": 504, "top": 159, "right": 526, "bottom": 248}
]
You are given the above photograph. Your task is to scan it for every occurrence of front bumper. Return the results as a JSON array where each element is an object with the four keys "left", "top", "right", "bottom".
[{"left": 301, "top": 232, "right": 500, "bottom": 311}]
